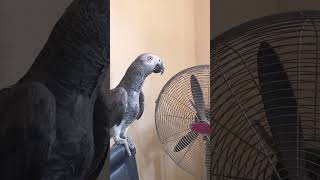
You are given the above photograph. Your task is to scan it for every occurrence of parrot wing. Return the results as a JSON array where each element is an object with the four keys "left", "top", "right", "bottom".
[
  {"left": 136, "top": 91, "right": 144, "bottom": 120},
  {"left": 107, "top": 87, "right": 128, "bottom": 127},
  {"left": 0, "top": 82, "right": 56, "bottom": 180}
]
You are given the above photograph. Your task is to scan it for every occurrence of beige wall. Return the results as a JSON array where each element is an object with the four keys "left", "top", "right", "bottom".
[
  {"left": 195, "top": 0, "right": 210, "bottom": 65},
  {"left": 110, "top": 0, "right": 209, "bottom": 180},
  {"left": 278, "top": 0, "right": 320, "bottom": 11},
  {"left": 210, "top": 0, "right": 278, "bottom": 39},
  {"left": 211, "top": 0, "right": 320, "bottom": 39},
  {"left": 0, "top": 0, "right": 72, "bottom": 89}
]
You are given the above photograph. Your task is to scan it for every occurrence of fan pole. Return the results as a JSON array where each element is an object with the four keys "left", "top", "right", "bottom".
[{"left": 203, "top": 140, "right": 211, "bottom": 180}]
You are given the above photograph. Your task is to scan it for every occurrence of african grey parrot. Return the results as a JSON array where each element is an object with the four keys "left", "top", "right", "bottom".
[
  {"left": 109, "top": 53, "right": 164, "bottom": 156},
  {"left": 0, "top": 0, "right": 110, "bottom": 179}
]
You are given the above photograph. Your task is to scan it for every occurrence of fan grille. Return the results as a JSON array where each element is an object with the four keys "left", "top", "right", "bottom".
[
  {"left": 155, "top": 65, "right": 210, "bottom": 178},
  {"left": 210, "top": 11, "right": 320, "bottom": 180}
]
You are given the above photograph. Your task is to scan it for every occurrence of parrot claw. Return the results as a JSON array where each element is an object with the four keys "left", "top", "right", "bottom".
[
  {"left": 115, "top": 138, "right": 132, "bottom": 156},
  {"left": 124, "top": 136, "right": 136, "bottom": 150}
]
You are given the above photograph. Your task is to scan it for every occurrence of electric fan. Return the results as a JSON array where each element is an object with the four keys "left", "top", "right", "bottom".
[
  {"left": 211, "top": 11, "right": 320, "bottom": 180},
  {"left": 155, "top": 65, "right": 210, "bottom": 179}
]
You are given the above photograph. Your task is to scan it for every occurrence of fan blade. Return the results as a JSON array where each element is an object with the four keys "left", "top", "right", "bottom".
[
  {"left": 305, "top": 148, "right": 320, "bottom": 179},
  {"left": 253, "top": 120, "right": 275, "bottom": 149},
  {"left": 258, "top": 42, "right": 304, "bottom": 179},
  {"left": 190, "top": 75, "right": 206, "bottom": 121},
  {"left": 174, "top": 131, "right": 198, "bottom": 152},
  {"left": 254, "top": 121, "right": 291, "bottom": 179}
]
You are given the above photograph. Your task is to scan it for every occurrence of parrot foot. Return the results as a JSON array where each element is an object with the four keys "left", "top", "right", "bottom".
[
  {"left": 115, "top": 138, "right": 132, "bottom": 156},
  {"left": 124, "top": 136, "right": 136, "bottom": 150}
]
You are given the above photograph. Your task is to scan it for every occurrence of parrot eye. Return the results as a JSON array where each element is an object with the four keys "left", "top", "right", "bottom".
[{"left": 148, "top": 56, "right": 153, "bottom": 60}]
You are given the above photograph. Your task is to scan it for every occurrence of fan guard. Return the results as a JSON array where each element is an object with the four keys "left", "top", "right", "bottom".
[
  {"left": 211, "top": 11, "right": 320, "bottom": 180},
  {"left": 155, "top": 65, "right": 210, "bottom": 179}
]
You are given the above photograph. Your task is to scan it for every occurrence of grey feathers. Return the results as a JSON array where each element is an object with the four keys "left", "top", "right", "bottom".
[
  {"left": 107, "top": 87, "right": 128, "bottom": 127},
  {"left": 0, "top": 0, "right": 110, "bottom": 179},
  {"left": 137, "top": 91, "right": 144, "bottom": 120},
  {"left": 109, "top": 53, "right": 164, "bottom": 155}
]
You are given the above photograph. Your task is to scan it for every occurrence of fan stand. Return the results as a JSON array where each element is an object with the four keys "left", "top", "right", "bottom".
[{"left": 203, "top": 141, "right": 211, "bottom": 180}]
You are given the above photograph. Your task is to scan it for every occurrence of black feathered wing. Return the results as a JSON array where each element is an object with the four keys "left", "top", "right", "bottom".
[
  {"left": 87, "top": 88, "right": 110, "bottom": 179},
  {"left": 0, "top": 82, "right": 56, "bottom": 180}
]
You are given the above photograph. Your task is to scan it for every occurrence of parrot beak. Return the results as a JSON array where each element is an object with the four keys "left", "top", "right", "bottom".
[
  {"left": 160, "top": 64, "right": 165, "bottom": 75},
  {"left": 153, "top": 61, "right": 165, "bottom": 75}
]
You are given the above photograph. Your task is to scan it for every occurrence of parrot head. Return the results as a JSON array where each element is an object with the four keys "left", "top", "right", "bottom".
[{"left": 136, "top": 53, "right": 165, "bottom": 75}]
